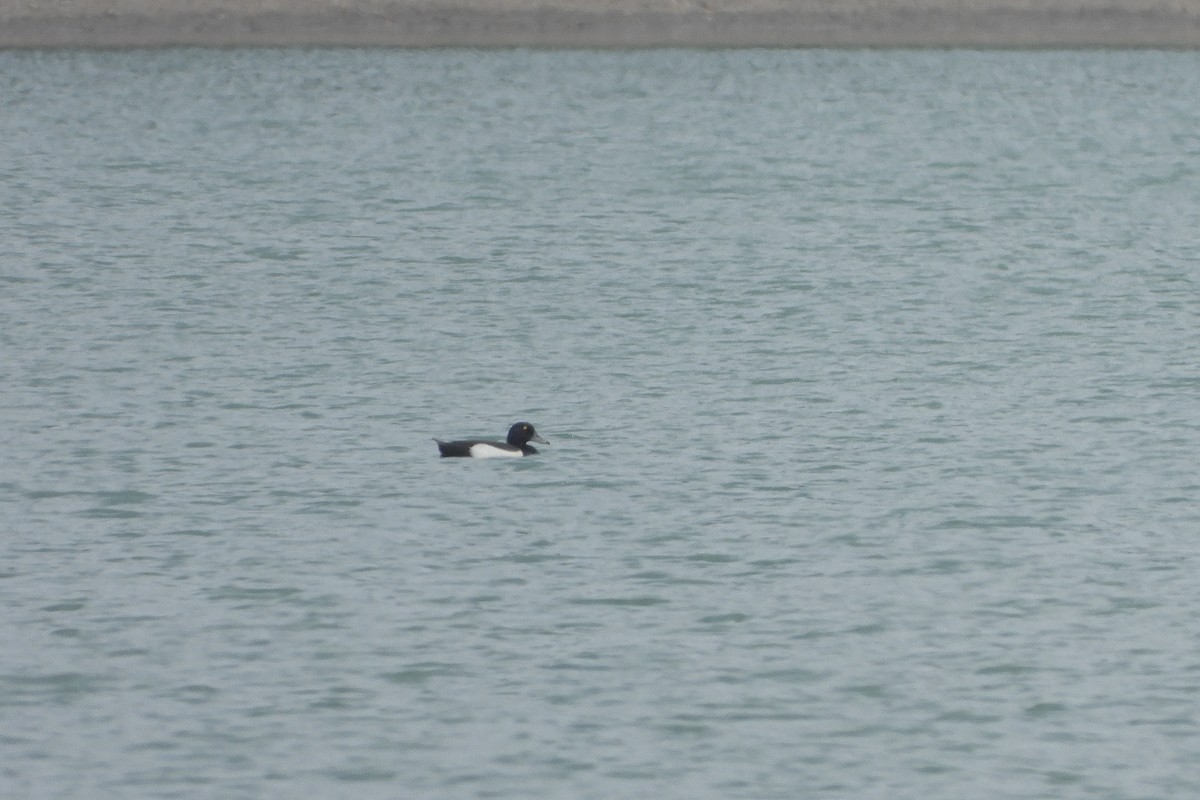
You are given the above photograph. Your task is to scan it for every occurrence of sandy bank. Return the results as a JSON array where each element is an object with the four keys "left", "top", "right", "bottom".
[{"left": 3, "top": 0, "right": 1200, "bottom": 48}]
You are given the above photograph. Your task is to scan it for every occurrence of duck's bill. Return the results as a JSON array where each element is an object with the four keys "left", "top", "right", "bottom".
[{"left": 532, "top": 434, "right": 549, "bottom": 444}]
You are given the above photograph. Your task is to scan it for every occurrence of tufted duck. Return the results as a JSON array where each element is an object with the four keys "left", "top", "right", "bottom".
[{"left": 434, "top": 422, "right": 548, "bottom": 458}]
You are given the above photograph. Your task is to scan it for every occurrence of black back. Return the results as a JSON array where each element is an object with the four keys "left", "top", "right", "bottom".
[{"left": 434, "top": 439, "right": 491, "bottom": 457}]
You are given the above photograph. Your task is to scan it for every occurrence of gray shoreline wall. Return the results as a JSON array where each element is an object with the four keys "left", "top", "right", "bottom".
[{"left": 4, "top": 6, "right": 1200, "bottom": 48}]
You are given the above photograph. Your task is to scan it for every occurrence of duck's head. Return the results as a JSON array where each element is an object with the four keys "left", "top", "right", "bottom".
[{"left": 507, "top": 422, "right": 548, "bottom": 446}]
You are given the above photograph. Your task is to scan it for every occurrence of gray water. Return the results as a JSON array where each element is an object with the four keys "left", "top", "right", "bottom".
[{"left": 2, "top": 48, "right": 1199, "bottom": 799}]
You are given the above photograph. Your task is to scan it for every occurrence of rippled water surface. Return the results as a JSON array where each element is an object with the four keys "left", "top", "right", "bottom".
[{"left": 3, "top": 48, "right": 1200, "bottom": 799}]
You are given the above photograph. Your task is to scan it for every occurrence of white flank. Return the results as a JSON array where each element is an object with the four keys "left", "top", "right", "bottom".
[{"left": 468, "top": 443, "right": 522, "bottom": 459}]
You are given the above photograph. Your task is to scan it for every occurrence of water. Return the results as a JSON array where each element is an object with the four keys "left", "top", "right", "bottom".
[{"left": 2, "top": 47, "right": 1199, "bottom": 799}]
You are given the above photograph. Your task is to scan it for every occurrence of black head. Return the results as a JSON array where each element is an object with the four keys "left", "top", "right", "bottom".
[{"left": 507, "top": 422, "right": 548, "bottom": 447}]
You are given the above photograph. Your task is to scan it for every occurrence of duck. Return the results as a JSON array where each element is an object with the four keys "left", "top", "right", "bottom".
[{"left": 434, "top": 422, "right": 548, "bottom": 458}]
